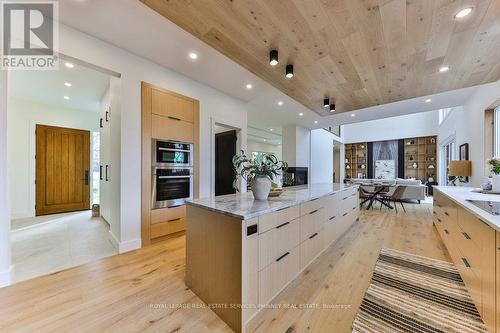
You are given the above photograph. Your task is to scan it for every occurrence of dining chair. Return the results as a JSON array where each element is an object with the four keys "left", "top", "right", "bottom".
[{"left": 379, "top": 185, "right": 407, "bottom": 213}]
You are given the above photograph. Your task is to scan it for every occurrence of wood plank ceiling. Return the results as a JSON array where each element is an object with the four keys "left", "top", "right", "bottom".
[{"left": 140, "top": 0, "right": 500, "bottom": 116}]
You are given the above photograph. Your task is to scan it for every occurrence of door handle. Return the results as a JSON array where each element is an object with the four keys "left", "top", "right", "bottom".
[
  {"left": 105, "top": 165, "right": 109, "bottom": 182},
  {"left": 100, "top": 165, "right": 103, "bottom": 180},
  {"left": 99, "top": 118, "right": 103, "bottom": 128},
  {"left": 84, "top": 170, "right": 89, "bottom": 186},
  {"left": 106, "top": 110, "right": 109, "bottom": 122}
]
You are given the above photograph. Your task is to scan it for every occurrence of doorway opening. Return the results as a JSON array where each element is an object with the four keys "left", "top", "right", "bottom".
[
  {"left": 7, "top": 56, "right": 119, "bottom": 282},
  {"left": 214, "top": 124, "right": 238, "bottom": 196}
]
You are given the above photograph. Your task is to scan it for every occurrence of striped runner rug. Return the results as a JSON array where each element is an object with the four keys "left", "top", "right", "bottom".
[{"left": 352, "top": 248, "right": 487, "bottom": 333}]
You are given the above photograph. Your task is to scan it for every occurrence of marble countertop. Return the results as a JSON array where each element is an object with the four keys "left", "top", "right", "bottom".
[
  {"left": 186, "top": 183, "right": 358, "bottom": 220},
  {"left": 433, "top": 186, "right": 500, "bottom": 232}
]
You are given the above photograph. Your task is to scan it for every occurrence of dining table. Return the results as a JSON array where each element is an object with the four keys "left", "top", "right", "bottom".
[{"left": 359, "top": 184, "right": 394, "bottom": 210}]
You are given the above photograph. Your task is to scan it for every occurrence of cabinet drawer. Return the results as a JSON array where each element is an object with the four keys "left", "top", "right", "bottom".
[
  {"left": 341, "top": 195, "right": 358, "bottom": 214},
  {"left": 455, "top": 250, "right": 482, "bottom": 315},
  {"left": 324, "top": 193, "right": 340, "bottom": 219},
  {"left": 259, "top": 218, "right": 300, "bottom": 270},
  {"left": 341, "top": 187, "right": 357, "bottom": 199},
  {"left": 259, "top": 205, "right": 300, "bottom": 234},
  {"left": 300, "top": 208, "right": 325, "bottom": 242},
  {"left": 259, "top": 246, "right": 300, "bottom": 305},
  {"left": 150, "top": 217, "right": 186, "bottom": 238},
  {"left": 300, "top": 198, "right": 324, "bottom": 216},
  {"left": 152, "top": 114, "right": 194, "bottom": 143},
  {"left": 300, "top": 231, "right": 324, "bottom": 269},
  {"left": 151, "top": 205, "right": 186, "bottom": 224},
  {"left": 458, "top": 209, "right": 493, "bottom": 250},
  {"left": 152, "top": 88, "right": 194, "bottom": 123}
]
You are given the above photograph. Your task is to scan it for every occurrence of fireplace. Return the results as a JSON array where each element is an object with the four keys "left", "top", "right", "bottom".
[{"left": 282, "top": 167, "right": 308, "bottom": 187}]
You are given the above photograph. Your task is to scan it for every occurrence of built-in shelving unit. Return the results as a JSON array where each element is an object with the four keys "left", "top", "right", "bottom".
[
  {"left": 344, "top": 142, "right": 368, "bottom": 179},
  {"left": 404, "top": 135, "right": 437, "bottom": 181}
]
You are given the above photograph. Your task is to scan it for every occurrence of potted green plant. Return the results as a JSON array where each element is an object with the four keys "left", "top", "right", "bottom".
[
  {"left": 232, "top": 151, "right": 288, "bottom": 200},
  {"left": 488, "top": 157, "right": 500, "bottom": 192}
]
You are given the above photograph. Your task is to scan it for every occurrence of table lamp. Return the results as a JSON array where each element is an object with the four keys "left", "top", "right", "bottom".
[{"left": 448, "top": 160, "right": 471, "bottom": 185}]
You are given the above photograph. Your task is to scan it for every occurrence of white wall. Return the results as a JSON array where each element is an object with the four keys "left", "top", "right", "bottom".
[
  {"left": 7, "top": 98, "right": 98, "bottom": 219},
  {"left": 438, "top": 81, "right": 500, "bottom": 186},
  {"left": 343, "top": 110, "right": 439, "bottom": 143},
  {"left": 0, "top": 70, "right": 12, "bottom": 287},
  {"left": 57, "top": 23, "right": 248, "bottom": 249},
  {"left": 282, "top": 125, "right": 310, "bottom": 168},
  {"left": 310, "top": 129, "right": 334, "bottom": 183},
  {"left": 247, "top": 140, "right": 282, "bottom": 160}
]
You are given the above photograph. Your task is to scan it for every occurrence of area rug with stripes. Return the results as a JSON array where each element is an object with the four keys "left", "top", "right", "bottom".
[{"left": 352, "top": 248, "right": 487, "bottom": 333}]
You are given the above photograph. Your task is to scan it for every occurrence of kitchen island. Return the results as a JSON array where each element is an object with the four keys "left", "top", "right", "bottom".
[
  {"left": 185, "top": 183, "right": 360, "bottom": 333},
  {"left": 433, "top": 186, "right": 500, "bottom": 333}
]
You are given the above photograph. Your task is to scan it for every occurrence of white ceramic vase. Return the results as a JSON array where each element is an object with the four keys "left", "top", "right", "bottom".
[
  {"left": 251, "top": 176, "right": 271, "bottom": 200},
  {"left": 492, "top": 174, "right": 500, "bottom": 192}
]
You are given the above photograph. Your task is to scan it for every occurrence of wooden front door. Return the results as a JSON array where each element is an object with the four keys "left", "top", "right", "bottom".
[{"left": 36, "top": 124, "right": 90, "bottom": 216}]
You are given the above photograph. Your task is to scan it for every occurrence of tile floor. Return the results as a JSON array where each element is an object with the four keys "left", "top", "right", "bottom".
[{"left": 11, "top": 211, "right": 118, "bottom": 283}]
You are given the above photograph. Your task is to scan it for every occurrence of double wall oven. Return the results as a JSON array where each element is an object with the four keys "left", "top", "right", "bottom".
[{"left": 152, "top": 139, "right": 193, "bottom": 209}]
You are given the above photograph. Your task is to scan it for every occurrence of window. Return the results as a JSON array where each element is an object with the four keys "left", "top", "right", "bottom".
[
  {"left": 92, "top": 132, "right": 100, "bottom": 204},
  {"left": 324, "top": 126, "right": 341, "bottom": 137},
  {"left": 440, "top": 138, "right": 455, "bottom": 185},
  {"left": 494, "top": 106, "right": 500, "bottom": 157},
  {"left": 438, "top": 108, "right": 452, "bottom": 125}
]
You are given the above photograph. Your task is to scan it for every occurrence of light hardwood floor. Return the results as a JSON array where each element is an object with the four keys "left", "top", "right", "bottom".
[{"left": 0, "top": 202, "right": 448, "bottom": 333}]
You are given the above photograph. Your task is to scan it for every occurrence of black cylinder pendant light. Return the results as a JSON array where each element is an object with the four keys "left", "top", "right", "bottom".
[
  {"left": 329, "top": 103, "right": 336, "bottom": 112},
  {"left": 285, "top": 64, "right": 294, "bottom": 78},
  {"left": 269, "top": 50, "right": 278, "bottom": 66},
  {"left": 323, "top": 98, "right": 330, "bottom": 107}
]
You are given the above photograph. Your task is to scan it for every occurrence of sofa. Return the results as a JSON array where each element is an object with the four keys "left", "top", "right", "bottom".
[{"left": 348, "top": 178, "right": 426, "bottom": 202}]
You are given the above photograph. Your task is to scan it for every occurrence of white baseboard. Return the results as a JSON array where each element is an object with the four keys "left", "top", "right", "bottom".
[
  {"left": 0, "top": 265, "right": 13, "bottom": 288},
  {"left": 107, "top": 231, "right": 141, "bottom": 254},
  {"left": 10, "top": 210, "right": 34, "bottom": 220}
]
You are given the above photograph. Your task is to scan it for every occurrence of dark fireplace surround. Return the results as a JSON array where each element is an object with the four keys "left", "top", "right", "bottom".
[{"left": 283, "top": 167, "right": 308, "bottom": 187}]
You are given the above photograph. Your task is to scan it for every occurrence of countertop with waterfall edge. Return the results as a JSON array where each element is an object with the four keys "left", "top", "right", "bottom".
[
  {"left": 186, "top": 183, "right": 359, "bottom": 220},
  {"left": 433, "top": 186, "right": 500, "bottom": 232}
]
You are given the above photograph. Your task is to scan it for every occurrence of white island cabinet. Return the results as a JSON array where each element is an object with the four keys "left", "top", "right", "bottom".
[{"left": 185, "top": 183, "right": 359, "bottom": 333}]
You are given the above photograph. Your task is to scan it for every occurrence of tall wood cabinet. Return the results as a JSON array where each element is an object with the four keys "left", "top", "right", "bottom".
[
  {"left": 141, "top": 82, "right": 200, "bottom": 246},
  {"left": 404, "top": 135, "right": 437, "bottom": 181},
  {"left": 344, "top": 142, "right": 368, "bottom": 179}
]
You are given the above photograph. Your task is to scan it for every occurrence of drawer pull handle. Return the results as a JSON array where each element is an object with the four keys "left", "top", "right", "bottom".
[
  {"left": 276, "top": 252, "right": 290, "bottom": 262},
  {"left": 168, "top": 218, "right": 181, "bottom": 223},
  {"left": 462, "top": 257, "right": 471, "bottom": 268},
  {"left": 342, "top": 197, "right": 348, "bottom": 200},
  {"left": 168, "top": 116, "right": 181, "bottom": 121},
  {"left": 246, "top": 224, "right": 258, "bottom": 236},
  {"left": 277, "top": 207, "right": 288, "bottom": 212},
  {"left": 444, "top": 229, "right": 449, "bottom": 234},
  {"left": 437, "top": 218, "right": 442, "bottom": 223},
  {"left": 433, "top": 211, "right": 437, "bottom": 215},
  {"left": 309, "top": 209, "right": 318, "bottom": 215},
  {"left": 329, "top": 216, "right": 336, "bottom": 221},
  {"left": 310, "top": 198, "right": 319, "bottom": 202},
  {"left": 276, "top": 221, "right": 290, "bottom": 229},
  {"left": 444, "top": 212, "right": 450, "bottom": 216},
  {"left": 309, "top": 232, "right": 318, "bottom": 239},
  {"left": 342, "top": 213, "right": 348, "bottom": 217},
  {"left": 462, "top": 232, "right": 471, "bottom": 240},
  {"left": 352, "top": 207, "right": 356, "bottom": 210}
]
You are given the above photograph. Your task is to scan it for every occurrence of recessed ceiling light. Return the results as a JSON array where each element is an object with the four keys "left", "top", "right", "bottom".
[
  {"left": 263, "top": 139, "right": 267, "bottom": 142},
  {"left": 299, "top": 112, "right": 303, "bottom": 116},
  {"left": 439, "top": 66, "right": 449, "bottom": 72},
  {"left": 246, "top": 83, "right": 253, "bottom": 89},
  {"left": 269, "top": 128, "right": 273, "bottom": 131},
  {"left": 425, "top": 98, "right": 432, "bottom": 103},
  {"left": 314, "top": 120, "right": 318, "bottom": 124},
  {"left": 189, "top": 52, "right": 198, "bottom": 60},
  {"left": 277, "top": 101, "right": 283, "bottom": 106},
  {"left": 351, "top": 113, "right": 355, "bottom": 117},
  {"left": 455, "top": 7, "right": 472, "bottom": 18},
  {"left": 63, "top": 96, "right": 70, "bottom": 100},
  {"left": 64, "top": 82, "right": 72, "bottom": 87},
  {"left": 65, "top": 62, "right": 74, "bottom": 68}
]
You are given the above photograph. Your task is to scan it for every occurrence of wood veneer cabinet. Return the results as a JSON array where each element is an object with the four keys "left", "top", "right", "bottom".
[
  {"left": 185, "top": 186, "right": 360, "bottom": 333},
  {"left": 433, "top": 190, "right": 497, "bottom": 332},
  {"left": 141, "top": 82, "right": 200, "bottom": 246}
]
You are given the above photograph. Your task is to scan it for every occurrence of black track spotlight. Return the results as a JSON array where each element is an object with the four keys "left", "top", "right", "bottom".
[
  {"left": 323, "top": 98, "right": 330, "bottom": 108},
  {"left": 285, "top": 64, "right": 294, "bottom": 78},
  {"left": 329, "top": 103, "right": 336, "bottom": 112},
  {"left": 269, "top": 50, "right": 278, "bottom": 66}
]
